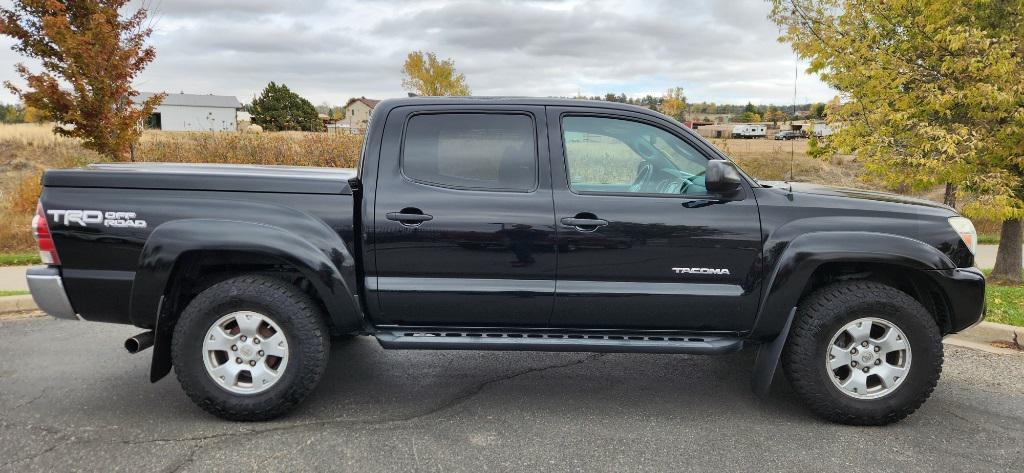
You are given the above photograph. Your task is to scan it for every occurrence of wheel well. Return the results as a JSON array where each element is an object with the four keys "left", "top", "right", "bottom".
[
  {"left": 800, "top": 262, "right": 953, "bottom": 333},
  {"left": 160, "top": 250, "right": 338, "bottom": 335}
]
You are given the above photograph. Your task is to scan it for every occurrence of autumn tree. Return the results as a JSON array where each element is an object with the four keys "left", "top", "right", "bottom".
[
  {"left": 733, "top": 111, "right": 761, "bottom": 123},
  {"left": 660, "top": 87, "right": 687, "bottom": 121},
  {"left": 250, "top": 82, "right": 324, "bottom": 132},
  {"left": 0, "top": 0, "right": 163, "bottom": 159},
  {"left": 401, "top": 51, "right": 471, "bottom": 96},
  {"left": 764, "top": 106, "right": 786, "bottom": 125},
  {"left": 770, "top": 0, "right": 1024, "bottom": 283}
]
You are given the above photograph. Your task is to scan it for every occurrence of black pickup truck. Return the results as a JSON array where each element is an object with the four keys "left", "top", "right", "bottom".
[{"left": 27, "top": 97, "right": 984, "bottom": 425}]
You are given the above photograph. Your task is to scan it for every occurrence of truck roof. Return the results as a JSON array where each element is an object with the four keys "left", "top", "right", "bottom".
[{"left": 376, "top": 96, "right": 670, "bottom": 116}]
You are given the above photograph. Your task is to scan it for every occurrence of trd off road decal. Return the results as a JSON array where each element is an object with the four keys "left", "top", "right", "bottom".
[{"left": 47, "top": 210, "right": 148, "bottom": 228}]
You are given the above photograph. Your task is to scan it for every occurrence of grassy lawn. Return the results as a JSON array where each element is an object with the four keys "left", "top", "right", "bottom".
[
  {"left": 982, "top": 270, "right": 1024, "bottom": 327},
  {"left": 0, "top": 252, "right": 41, "bottom": 266},
  {"left": 0, "top": 290, "right": 29, "bottom": 297},
  {"left": 978, "top": 233, "right": 1000, "bottom": 245}
]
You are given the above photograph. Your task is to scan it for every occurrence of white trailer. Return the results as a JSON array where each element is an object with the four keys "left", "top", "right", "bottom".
[
  {"left": 811, "top": 123, "right": 833, "bottom": 137},
  {"left": 731, "top": 124, "right": 767, "bottom": 139}
]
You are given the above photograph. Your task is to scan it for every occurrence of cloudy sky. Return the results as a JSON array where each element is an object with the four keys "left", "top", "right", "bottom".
[{"left": 0, "top": 0, "right": 835, "bottom": 106}]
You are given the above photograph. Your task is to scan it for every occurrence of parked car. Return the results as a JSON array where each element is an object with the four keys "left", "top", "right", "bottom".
[
  {"left": 28, "top": 97, "right": 984, "bottom": 425},
  {"left": 774, "top": 130, "right": 804, "bottom": 140}
]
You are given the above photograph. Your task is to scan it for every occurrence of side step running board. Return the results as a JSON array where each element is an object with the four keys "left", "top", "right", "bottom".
[{"left": 375, "top": 330, "right": 743, "bottom": 355}]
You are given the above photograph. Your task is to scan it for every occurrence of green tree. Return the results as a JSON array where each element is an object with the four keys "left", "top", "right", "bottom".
[
  {"left": 0, "top": 0, "right": 163, "bottom": 159},
  {"left": 810, "top": 102, "right": 826, "bottom": 119},
  {"left": 770, "top": 0, "right": 1024, "bottom": 283},
  {"left": 401, "top": 51, "right": 471, "bottom": 96},
  {"left": 250, "top": 82, "right": 324, "bottom": 132}
]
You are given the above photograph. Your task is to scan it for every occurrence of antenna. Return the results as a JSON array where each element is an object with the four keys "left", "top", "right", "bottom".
[{"left": 790, "top": 56, "right": 797, "bottom": 184}]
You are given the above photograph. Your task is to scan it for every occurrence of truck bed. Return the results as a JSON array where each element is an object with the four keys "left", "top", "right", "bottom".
[{"left": 44, "top": 163, "right": 357, "bottom": 194}]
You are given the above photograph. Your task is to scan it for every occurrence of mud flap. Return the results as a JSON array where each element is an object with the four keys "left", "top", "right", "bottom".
[
  {"left": 751, "top": 307, "right": 796, "bottom": 397},
  {"left": 149, "top": 296, "right": 173, "bottom": 383}
]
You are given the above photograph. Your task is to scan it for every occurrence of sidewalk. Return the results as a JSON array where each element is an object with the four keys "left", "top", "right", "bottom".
[
  {"left": 0, "top": 265, "right": 31, "bottom": 291},
  {"left": 975, "top": 244, "right": 1022, "bottom": 269}
]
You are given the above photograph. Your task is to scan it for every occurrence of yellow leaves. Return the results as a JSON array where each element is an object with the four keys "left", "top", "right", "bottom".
[
  {"left": 401, "top": 51, "right": 471, "bottom": 97},
  {"left": 770, "top": 0, "right": 1024, "bottom": 214},
  {"left": 660, "top": 87, "right": 686, "bottom": 120}
]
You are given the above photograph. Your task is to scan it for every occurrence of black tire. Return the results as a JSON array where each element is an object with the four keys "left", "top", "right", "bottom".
[
  {"left": 171, "top": 274, "right": 330, "bottom": 421},
  {"left": 783, "top": 281, "right": 942, "bottom": 425}
]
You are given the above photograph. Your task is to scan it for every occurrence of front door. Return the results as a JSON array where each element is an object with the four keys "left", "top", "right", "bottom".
[
  {"left": 371, "top": 106, "right": 556, "bottom": 327},
  {"left": 547, "top": 108, "right": 763, "bottom": 332}
]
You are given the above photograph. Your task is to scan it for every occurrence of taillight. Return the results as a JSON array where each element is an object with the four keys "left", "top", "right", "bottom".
[{"left": 32, "top": 202, "right": 61, "bottom": 265}]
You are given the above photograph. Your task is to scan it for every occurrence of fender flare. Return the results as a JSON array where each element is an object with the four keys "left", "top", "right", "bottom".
[
  {"left": 748, "top": 231, "right": 954, "bottom": 341},
  {"left": 132, "top": 218, "right": 362, "bottom": 382}
]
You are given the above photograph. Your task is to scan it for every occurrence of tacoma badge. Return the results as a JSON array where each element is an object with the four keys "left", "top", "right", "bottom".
[{"left": 672, "top": 267, "right": 731, "bottom": 275}]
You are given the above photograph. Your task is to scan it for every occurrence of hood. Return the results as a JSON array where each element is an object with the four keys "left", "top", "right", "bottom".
[{"left": 761, "top": 181, "right": 954, "bottom": 211}]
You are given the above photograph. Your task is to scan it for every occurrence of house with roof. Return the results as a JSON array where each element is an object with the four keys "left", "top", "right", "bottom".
[
  {"left": 137, "top": 92, "right": 243, "bottom": 131},
  {"left": 340, "top": 97, "right": 380, "bottom": 131}
]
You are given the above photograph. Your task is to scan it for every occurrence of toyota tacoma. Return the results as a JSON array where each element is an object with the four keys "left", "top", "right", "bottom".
[{"left": 27, "top": 97, "right": 985, "bottom": 425}]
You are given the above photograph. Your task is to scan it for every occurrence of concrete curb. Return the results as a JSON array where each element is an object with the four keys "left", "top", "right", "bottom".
[
  {"left": 0, "top": 295, "right": 37, "bottom": 314},
  {"left": 945, "top": 321, "right": 1024, "bottom": 356}
]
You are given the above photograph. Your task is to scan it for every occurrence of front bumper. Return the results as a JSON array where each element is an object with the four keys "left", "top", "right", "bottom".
[
  {"left": 926, "top": 266, "right": 985, "bottom": 334},
  {"left": 26, "top": 267, "right": 79, "bottom": 320}
]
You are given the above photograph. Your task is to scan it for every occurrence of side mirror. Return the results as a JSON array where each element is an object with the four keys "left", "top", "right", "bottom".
[{"left": 705, "top": 160, "right": 743, "bottom": 194}]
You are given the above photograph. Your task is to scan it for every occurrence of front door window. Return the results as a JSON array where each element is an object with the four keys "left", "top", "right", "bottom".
[{"left": 562, "top": 116, "right": 709, "bottom": 196}]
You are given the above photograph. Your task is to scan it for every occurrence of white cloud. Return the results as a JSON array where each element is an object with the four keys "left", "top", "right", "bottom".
[{"left": 0, "top": 0, "right": 835, "bottom": 105}]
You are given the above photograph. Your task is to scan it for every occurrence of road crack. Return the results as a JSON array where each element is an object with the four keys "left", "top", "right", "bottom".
[{"left": 2, "top": 353, "right": 608, "bottom": 469}]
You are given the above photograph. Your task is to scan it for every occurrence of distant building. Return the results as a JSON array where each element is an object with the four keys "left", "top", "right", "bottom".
[
  {"left": 785, "top": 119, "right": 834, "bottom": 137},
  {"left": 137, "top": 92, "right": 243, "bottom": 131},
  {"left": 694, "top": 123, "right": 736, "bottom": 139},
  {"left": 683, "top": 120, "right": 713, "bottom": 129},
  {"left": 340, "top": 97, "right": 380, "bottom": 131}
]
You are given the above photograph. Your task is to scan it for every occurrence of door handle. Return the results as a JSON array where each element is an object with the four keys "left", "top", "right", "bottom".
[
  {"left": 386, "top": 210, "right": 433, "bottom": 225},
  {"left": 560, "top": 217, "right": 608, "bottom": 232}
]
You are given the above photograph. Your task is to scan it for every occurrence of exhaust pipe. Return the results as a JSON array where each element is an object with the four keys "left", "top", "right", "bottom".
[{"left": 125, "top": 331, "right": 155, "bottom": 354}]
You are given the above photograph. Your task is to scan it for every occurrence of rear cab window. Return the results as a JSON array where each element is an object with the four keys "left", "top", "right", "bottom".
[{"left": 402, "top": 113, "right": 538, "bottom": 192}]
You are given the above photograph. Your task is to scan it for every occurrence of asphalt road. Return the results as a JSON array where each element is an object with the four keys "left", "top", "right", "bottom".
[{"left": 1, "top": 315, "right": 1022, "bottom": 473}]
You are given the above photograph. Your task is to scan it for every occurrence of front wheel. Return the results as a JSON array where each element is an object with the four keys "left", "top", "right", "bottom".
[
  {"left": 171, "top": 274, "right": 330, "bottom": 421},
  {"left": 783, "top": 281, "right": 943, "bottom": 425}
]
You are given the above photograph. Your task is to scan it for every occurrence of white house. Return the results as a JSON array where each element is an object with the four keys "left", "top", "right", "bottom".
[{"left": 137, "top": 92, "right": 243, "bottom": 131}]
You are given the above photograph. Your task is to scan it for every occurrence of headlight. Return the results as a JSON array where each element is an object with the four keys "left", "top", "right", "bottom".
[{"left": 947, "top": 216, "right": 977, "bottom": 255}]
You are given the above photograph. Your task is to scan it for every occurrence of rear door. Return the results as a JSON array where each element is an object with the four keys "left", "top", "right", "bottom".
[
  {"left": 547, "top": 107, "right": 763, "bottom": 331},
  {"left": 370, "top": 105, "right": 556, "bottom": 327}
]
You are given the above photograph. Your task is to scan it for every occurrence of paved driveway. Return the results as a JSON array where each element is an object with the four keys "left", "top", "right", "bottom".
[{"left": 1, "top": 315, "right": 1022, "bottom": 472}]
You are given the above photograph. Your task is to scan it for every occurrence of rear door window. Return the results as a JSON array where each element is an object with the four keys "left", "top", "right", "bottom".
[{"left": 402, "top": 113, "right": 537, "bottom": 191}]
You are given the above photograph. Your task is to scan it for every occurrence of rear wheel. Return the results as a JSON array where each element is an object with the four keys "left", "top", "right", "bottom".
[
  {"left": 783, "top": 281, "right": 942, "bottom": 425},
  {"left": 171, "top": 274, "right": 330, "bottom": 421}
]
